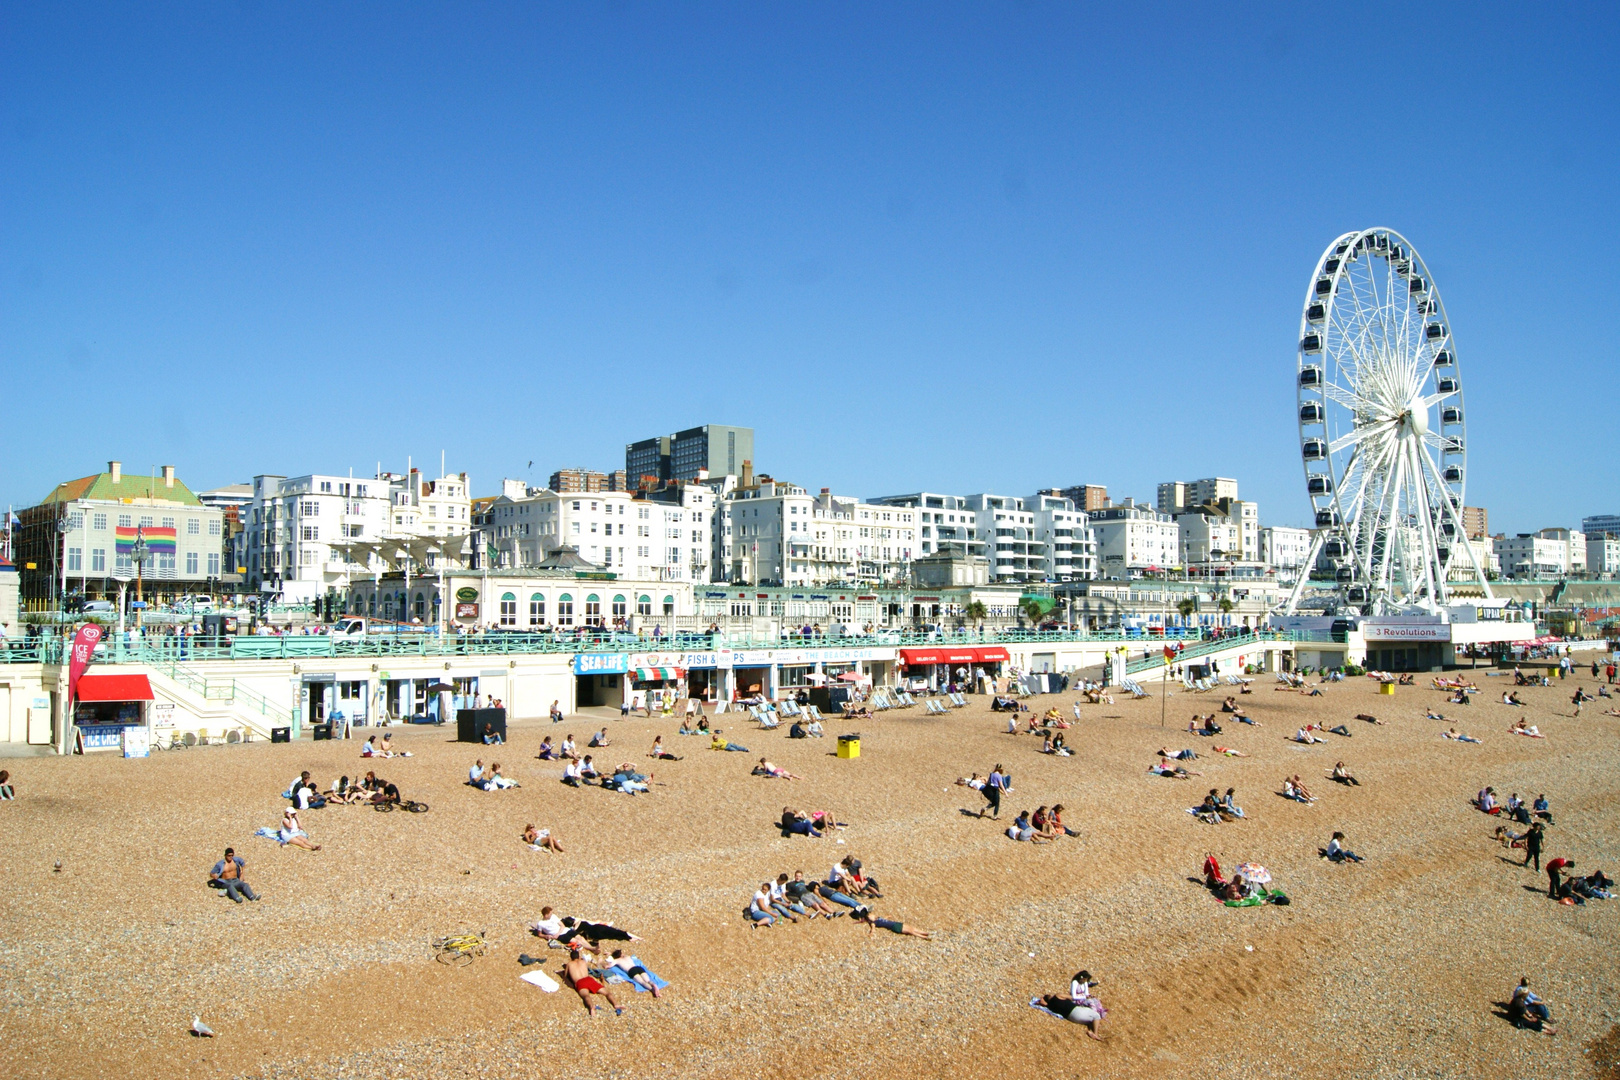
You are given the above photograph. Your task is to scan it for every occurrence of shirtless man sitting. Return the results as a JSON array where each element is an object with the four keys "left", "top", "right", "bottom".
[{"left": 563, "top": 949, "right": 624, "bottom": 1016}]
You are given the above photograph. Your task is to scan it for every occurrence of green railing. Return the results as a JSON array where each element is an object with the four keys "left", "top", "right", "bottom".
[
  {"left": 3, "top": 624, "right": 1256, "bottom": 666},
  {"left": 1124, "top": 632, "right": 1299, "bottom": 675}
]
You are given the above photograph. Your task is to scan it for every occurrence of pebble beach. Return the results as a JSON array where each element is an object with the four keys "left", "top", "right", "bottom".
[{"left": 2, "top": 669, "right": 1617, "bottom": 1080}]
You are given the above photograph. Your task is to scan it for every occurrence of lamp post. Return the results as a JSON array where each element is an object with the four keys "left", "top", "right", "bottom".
[{"left": 130, "top": 528, "right": 150, "bottom": 632}]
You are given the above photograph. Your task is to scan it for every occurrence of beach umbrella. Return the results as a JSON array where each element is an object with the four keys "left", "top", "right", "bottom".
[{"left": 1233, "top": 863, "right": 1271, "bottom": 884}]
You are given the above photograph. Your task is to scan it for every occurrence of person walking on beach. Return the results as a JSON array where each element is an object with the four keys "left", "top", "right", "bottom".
[
  {"left": 981, "top": 764, "right": 1008, "bottom": 819},
  {"left": 1521, "top": 823, "right": 1545, "bottom": 871}
]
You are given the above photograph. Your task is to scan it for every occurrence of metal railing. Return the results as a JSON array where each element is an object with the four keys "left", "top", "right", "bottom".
[{"left": 1123, "top": 631, "right": 1305, "bottom": 675}]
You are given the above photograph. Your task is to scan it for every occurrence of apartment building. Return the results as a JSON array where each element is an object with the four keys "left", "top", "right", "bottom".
[
  {"left": 872, "top": 493, "right": 987, "bottom": 562},
  {"left": 1089, "top": 500, "right": 1179, "bottom": 579},
  {"left": 1260, "top": 526, "right": 1313, "bottom": 577},
  {"left": 1587, "top": 534, "right": 1620, "bottom": 577},
  {"left": 1461, "top": 506, "right": 1489, "bottom": 540},
  {"left": 627, "top": 424, "right": 754, "bottom": 488},
  {"left": 1026, "top": 492, "right": 1097, "bottom": 581},
  {"left": 1176, "top": 511, "right": 1242, "bottom": 565},
  {"left": 1580, "top": 514, "right": 1620, "bottom": 539},
  {"left": 15, "top": 461, "right": 227, "bottom": 607},
  {"left": 717, "top": 476, "right": 815, "bottom": 585},
  {"left": 488, "top": 484, "right": 711, "bottom": 582},
  {"left": 1057, "top": 484, "right": 1109, "bottom": 512},
  {"left": 1157, "top": 477, "right": 1239, "bottom": 516},
  {"left": 549, "top": 468, "right": 629, "bottom": 494},
  {"left": 1493, "top": 533, "right": 1576, "bottom": 579}
]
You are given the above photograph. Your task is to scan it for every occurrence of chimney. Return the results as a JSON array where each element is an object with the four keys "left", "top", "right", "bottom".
[
  {"left": 162, "top": 465, "right": 175, "bottom": 488},
  {"left": 740, "top": 459, "right": 754, "bottom": 488},
  {"left": 108, "top": 461, "right": 122, "bottom": 483}
]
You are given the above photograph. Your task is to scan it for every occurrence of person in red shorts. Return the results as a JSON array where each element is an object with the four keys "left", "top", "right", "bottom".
[{"left": 563, "top": 950, "right": 624, "bottom": 1016}]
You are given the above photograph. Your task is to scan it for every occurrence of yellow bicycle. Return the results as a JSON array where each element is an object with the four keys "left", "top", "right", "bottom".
[{"left": 432, "top": 931, "right": 487, "bottom": 967}]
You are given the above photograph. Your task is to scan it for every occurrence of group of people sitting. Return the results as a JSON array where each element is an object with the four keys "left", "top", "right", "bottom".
[
  {"left": 788, "top": 717, "right": 827, "bottom": 737},
  {"left": 778, "top": 806, "right": 843, "bottom": 837},
  {"left": 1548, "top": 858, "right": 1614, "bottom": 904},
  {"left": 360, "top": 734, "right": 404, "bottom": 757},
  {"left": 560, "top": 755, "right": 651, "bottom": 793},
  {"left": 1188, "top": 788, "right": 1244, "bottom": 825},
  {"left": 536, "top": 734, "right": 582, "bottom": 761},
  {"left": 990, "top": 695, "right": 1028, "bottom": 712},
  {"left": 1478, "top": 788, "right": 1555, "bottom": 824},
  {"left": 676, "top": 716, "right": 714, "bottom": 736},
  {"left": 1006, "top": 804, "right": 1076, "bottom": 842},
  {"left": 1187, "top": 714, "right": 1224, "bottom": 736},
  {"left": 1281, "top": 774, "right": 1317, "bottom": 803},
  {"left": 746, "top": 857, "right": 881, "bottom": 927},
  {"left": 1035, "top": 970, "right": 1106, "bottom": 1039},
  {"left": 1200, "top": 855, "right": 1286, "bottom": 904},
  {"left": 467, "top": 759, "right": 519, "bottom": 790},
  {"left": 1220, "top": 697, "right": 1257, "bottom": 723}
]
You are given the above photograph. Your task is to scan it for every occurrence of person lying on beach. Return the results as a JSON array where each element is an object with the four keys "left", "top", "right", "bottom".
[
  {"left": 556, "top": 916, "right": 641, "bottom": 946},
  {"left": 563, "top": 952, "right": 624, "bottom": 1015},
  {"left": 1293, "top": 727, "right": 1325, "bottom": 745},
  {"left": 1283, "top": 775, "right": 1317, "bottom": 803},
  {"left": 780, "top": 807, "right": 823, "bottom": 837},
  {"left": 1356, "top": 713, "right": 1385, "bottom": 726},
  {"left": 1159, "top": 747, "right": 1198, "bottom": 761},
  {"left": 1442, "top": 727, "right": 1482, "bottom": 743},
  {"left": 522, "top": 823, "right": 565, "bottom": 853},
  {"left": 1191, "top": 794, "right": 1223, "bottom": 825},
  {"left": 607, "top": 764, "right": 650, "bottom": 794},
  {"left": 755, "top": 758, "right": 802, "bottom": 780},
  {"left": 608, "top": 950, "right": 662, "bottom": 997},
  {"left": 956, "top": 773, "right": 986, "bottom": 790},
  {"left": 711, "top": 735, "right": 749, "bottom": 752},
  {"left": 648, "top": 736, "right": 682, "bottom": 760},
  {"left": 1150, "top": 762, "right": 1202, "bottom": 779},
  {"left": 1510, "top": 719, "right": 1544, "bottom": 738},
  {"left": 851, "top": 906, "right": 935, "bottom": 939},
  {"left": 1324, "top": 831, "right": 1364, "bottom": 862},
  {"left": 1330, "top": 761, "right": 1360, "bottom": 786},
  {"left": 1210, "top": 746, "right": 1249, "bottom": 757},
  {"left": 1007, "top": 810, "right": 1050, "bottom": 842}
]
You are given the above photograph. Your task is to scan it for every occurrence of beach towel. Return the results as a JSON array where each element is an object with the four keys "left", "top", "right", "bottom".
[
  {"left": 595, "top": 958, "right": 670, "bottom": 993},
  {"left": 519, "top": 970, "right": 560, "bottom": 992}
]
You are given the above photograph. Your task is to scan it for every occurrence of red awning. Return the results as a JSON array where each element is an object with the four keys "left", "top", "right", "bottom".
[
  {"left": 900, "top": 646, "right": 1009, "bottom": 666},
  {"left": 76, "top": 673, "right": 154, "bottom": 702}
]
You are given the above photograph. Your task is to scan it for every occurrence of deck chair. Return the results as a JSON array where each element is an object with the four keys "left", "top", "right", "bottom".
[
  {"left": 950, "top": 692, "right": 968, "bottom": 708},
  {"left": 759, "top": 712, "right": 780, "bottom": 729},
  {"left": 899, "top": 691, "right": 917, "bottom": 707},
  {"left": 807, "top": 705, "right": 824, "bottom": 722},
  {"left": 1122, "top": 678, "right": 1150, "bottom": 699},
  {"left": 779, "top": 700, "right": 800, "bottom": 718},
  {"left": 924, "top": 699, "right": 946, "bottom": 715}
]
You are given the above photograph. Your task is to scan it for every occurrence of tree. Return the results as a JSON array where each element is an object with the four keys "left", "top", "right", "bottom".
[
  {"left": 1020, "top": 597, "right": 1047, "bottom": 625},
  {"left": 1177, "top": 598, "right": 1197, "bottom": 619},
  {"left": 963, "top": 600, "right": 988, "bottom": 630},
  {"left": 1218, "top": 597, "right": 1233, "bottom": 615}
]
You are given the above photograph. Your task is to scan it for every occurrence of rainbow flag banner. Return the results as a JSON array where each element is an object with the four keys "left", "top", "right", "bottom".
[{"left": 115, "top": 526, "right": 177, "bottom": 555}]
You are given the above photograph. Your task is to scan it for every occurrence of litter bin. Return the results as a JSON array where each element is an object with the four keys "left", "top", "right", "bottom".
[
  {"left": 312, "top": 722, "right": 333, "bottom": 741},
  {"left": 1379, "top": 682, "right": 1395, "bottom": 696},
  {"left": 270, "top": 727, "right": 291, "bottom": 743},
  {"left": 837, "top": 733, "right": 860, "bottom": 759}
]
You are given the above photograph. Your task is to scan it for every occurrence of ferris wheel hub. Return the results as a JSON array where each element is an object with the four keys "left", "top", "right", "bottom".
[{"left": 1403, "top": 401, "right": 1427, "bottom": 437}]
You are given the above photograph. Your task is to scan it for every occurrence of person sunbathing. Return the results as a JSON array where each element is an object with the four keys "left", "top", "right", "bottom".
[
  {"left": 588, "top": 728, "right": 611, "bottom": 748},
  {"left": 522, "top": 823, "right": 565, "bottom": 853},
  {"left": 1191, "top": 793, "right": 1223, "bottom": 825},
  {"left": 780, "top": 807, "right": 823, "bottom": 837},
  {"left": 648, "top": 736, "right": 682, "bottom": 760},
  {"left": 956, "top": 773, "right": 986, "bottom": 790},
  {"left": 1356, "top": 713, "right": 1386, "bottom": 725},
  {"left": 1283, "top": 775, "right": 1317, "bottom": 803},
  {"left": 607, "top": 950, "right": 662, "bottom": 997},
  {"left": 1502, "top": 691, "right": 1525, "bottom": 706},
  {"left": 483, "top": 763, "right": 520, "bottom": 789},
  {"left": 755, "top": 758, "right": 802, "bottom": 780},
  {"left": 1447, "top": 691, "right": 1471, "bottom": 705},
  {"left": 1150, "top": 761, "right": 1201, "bottom": 779},
  {"left": 1158, "top": 746, "right": 1198, "bottom": 761},
  {"left": 851, "top": 906, "right": 935, "bottom": 939},
  {"left": 1397, "top": 673, "right": 1414, "bottom": 685},
  {"left": 1330, "top": 761, "right": 1360, "bottom": 786},
  {"left": 710, "top": 734, "right": 749, "bottom": 752},
  {"left": 1510, "top": 719, "right": 1544, "bottom": 738},
  {"left": 607, "top": 763, "right": 650, "bottom": 794},
  {"left": 1210, "top": 746, "right": 1248, "bottom": 757},
  {"left": 1293, "top": 727, "right": 1325, "bottom": 745}
]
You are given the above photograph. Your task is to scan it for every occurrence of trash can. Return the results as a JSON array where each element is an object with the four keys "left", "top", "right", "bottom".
[
  {"left": 837, "top": 733, "right": 860, "bottom": 759},
  {"left": 271, "top": 727, "right": 291, "bottom": 743},
  {"left": 1379, "top": 682, "right": 1395, "bottom": 696}
]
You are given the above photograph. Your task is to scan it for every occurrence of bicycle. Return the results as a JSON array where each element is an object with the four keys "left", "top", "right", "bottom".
[
  {"left": 373, "top": 799, "right": 430, "bottom": 814},
  {"left": 432, "top": 931, "right": 487, "bottom": 966}
]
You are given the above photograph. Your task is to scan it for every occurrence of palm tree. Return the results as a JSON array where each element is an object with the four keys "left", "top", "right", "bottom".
[
  {"left": 963, "top": 600, "right": 988, "bottom": 633},
  {"left": 1218, "top": 597, "right": 1233, "bottom": 616},
  {"left": 1177, "top": 598, "right": 1197, "bottom": 619},
  {"left": 1020, "top": 597, "right": 1047, "bottom": 626}
]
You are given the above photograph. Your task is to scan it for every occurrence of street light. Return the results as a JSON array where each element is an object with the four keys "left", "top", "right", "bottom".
[{"left": 130, "top": 528, "right": 150, "bottom": 631}]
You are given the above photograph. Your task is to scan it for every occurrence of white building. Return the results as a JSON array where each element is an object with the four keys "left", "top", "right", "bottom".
[
  {"left": 1157, "top": 477, "right": 1239, "bottom": 516},
  {"left": 1451, "top": 536, "right": 1502, "bottom": 580},
  {"left": 1494, "top": 534, "right": 1571, "bottom": 579},
  {"left": 1025, "top": 492, "right": 1097, "bottom": 580},
  {"left": 241, "top": 469, "right": 471, "bottom": 603},
  {"left": 1539, "top": 528, "right": 1586, "bottom": 574},
  {"left": 871, "top": 493, "right": 987, "bottom": 561},
  {"left": 1089, "top": 500, "right": 1180, "bottom": 578},
  {"left": 718, "top": 476, "right": 816, "bottom": 585},
  {"left": 488, "top": 483, "right": 711, "bottom": 583},
  {"left": 1587, "top": 534, "right": 1620, "bottom": 578},
  {"left": 808, "top": 490, "right": 919, "bottom": 585},
  {"left": 1261, "top": 526, "right": 1313, "bottom": 578},
  {"left": 1176, "top": 511, "right": 1241, "bottom": 565}
]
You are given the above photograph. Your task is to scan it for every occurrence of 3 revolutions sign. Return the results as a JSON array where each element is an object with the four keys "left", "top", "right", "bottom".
[{"left": 1361, "top": 620, "right": 1451, "bottom": 642}]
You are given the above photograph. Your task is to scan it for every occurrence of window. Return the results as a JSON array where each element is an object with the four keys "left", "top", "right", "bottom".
[
  {"left": 584, "top": 593, "right": 602, "bottom": 626},
  {"left": 637, "top": 594, "right": 652, "bottom": 616},
  {"left": 637, "top": 545, "right": 649, "bottom": 558},
  {"left": 67, "top": 512, "right": 84, "bottom": 530},
  {"left": 500, "top": 592, "right": 517, "bottom": 626},
  {"left": 663, "top": 595, "right": 675, "bottom": 616},
  {"left": 571, "top": 521, "right": 580, "bottom": 534},
  {"left": 208, "top": 552, "right": 220, "bottom": 576},
  {"left": 91, "top": 548, "right": 106, "bottom": 572},
  {"left": 638, "top": 507, "right": 649, "bottom": 520},
  {"left": 208, "top": 519, "right": 221, "bottom": 536},
  {"left": 320, "top": 481, "right": 332, "bottom": 493},
  {"left": 612, "top": 595, "right": 627, "bottom": 619},
  {"left": 186, "top": 518, "right": 200, "bottom": 535},
  {"left": 116, "top": 553, "right": 133, "bottom": 572},
  {"left": 139, "top": 515, "right": 153, "bottom": 528},
  {"left": 161, "top": 517, "right": 175, "bottom": 529},
  {"left": 300, "top": 550, "right": 316, "bottom": 566},
  {"left": 301, "top": 526, "right": 319, "bottom": 541},
  {"left": 92, "top": 513, "right": 107, "bottom": 531},
  {"left": 186, "top": 551, "right": 199, "bottom": 575},
  {"left": 414, "top": 592, "right": 426, "bottom": 619},
  {"left": 67, "top": 547, "right": 82, "bottom": 572},
  {"left": 118, "top": 513, "right": 132, "bottom": 529},
  {"left": 529, "top": 593, "right": 546, "bottom": 626},
  {"left": 159, "top": 552, "right": 177, "bottom": 572},
  {"left": 557, "top": 593, "right": 574, "bottom": 625}
]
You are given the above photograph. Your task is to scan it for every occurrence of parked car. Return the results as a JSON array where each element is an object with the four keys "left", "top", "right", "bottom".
[
  {"left": 173, "top": 595, "right": 216, "bottom": 611},
  {"left": 81, "top": 600, "right": 115, "bottom": 613}
]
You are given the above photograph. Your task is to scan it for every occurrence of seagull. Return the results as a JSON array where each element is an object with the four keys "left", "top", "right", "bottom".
[{"left": 191, "top": 1016, "right": 215, "bottom": 1038}]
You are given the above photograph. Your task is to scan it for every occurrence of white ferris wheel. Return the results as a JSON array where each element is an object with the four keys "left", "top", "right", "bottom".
[{"left": 1284, "top": 228, "right": 1493, "bottom": 615}]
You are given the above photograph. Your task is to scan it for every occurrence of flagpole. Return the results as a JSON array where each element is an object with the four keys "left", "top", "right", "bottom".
[{"left": 1160, "top": 647, "right": 1168, "bottom": 728}]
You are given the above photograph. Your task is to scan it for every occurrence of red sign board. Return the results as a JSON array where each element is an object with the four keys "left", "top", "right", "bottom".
[{"left": 455, "top": 603, "right": 479, "bottom": 619}]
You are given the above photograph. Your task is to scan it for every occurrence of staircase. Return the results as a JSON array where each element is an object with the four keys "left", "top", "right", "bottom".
[{"left": 140, "top": 660, "right": 291, "bottom": 741}]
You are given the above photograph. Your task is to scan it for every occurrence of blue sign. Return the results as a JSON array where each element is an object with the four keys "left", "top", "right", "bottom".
[{"left": 573, "top": 653, "right": 629, "bottom": 675}]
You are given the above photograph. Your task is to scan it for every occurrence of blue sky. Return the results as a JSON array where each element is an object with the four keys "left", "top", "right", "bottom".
[{"left": 2, "top": 3, "right": 1615, "bottom": 535}]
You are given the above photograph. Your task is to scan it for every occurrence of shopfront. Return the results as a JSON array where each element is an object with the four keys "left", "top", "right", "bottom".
[
  {"left": 898, "top": 646, "right": 1009, "bottom": 692},
  {"left": 73, "top": 673, "right": 153, "bottom": 752},
  {"left": 574, "top": 653, "right": 629, "bottom": 708}
]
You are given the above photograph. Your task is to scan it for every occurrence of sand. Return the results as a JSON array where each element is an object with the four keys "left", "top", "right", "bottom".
[{"left": 2, "top": 666, "right": 1618, "bottom": 1079}]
